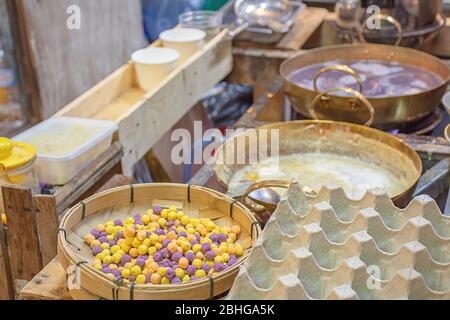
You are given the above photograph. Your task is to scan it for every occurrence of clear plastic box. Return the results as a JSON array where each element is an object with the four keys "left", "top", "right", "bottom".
[{"left": 14, "top": 117, "right": 118, "bottom": 185}]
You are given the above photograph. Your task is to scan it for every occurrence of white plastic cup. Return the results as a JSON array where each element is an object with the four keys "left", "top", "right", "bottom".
[
  {"left": 131, "top": 47, "right": 180, "bottom": 91},
  {"left": 159, "top": 28, "right": 206, "bottom": 63}
]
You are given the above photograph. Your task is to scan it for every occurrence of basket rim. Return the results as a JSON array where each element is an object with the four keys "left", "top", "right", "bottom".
[{"left": 58, "top": 183, "right": 261, "bottom": 294}]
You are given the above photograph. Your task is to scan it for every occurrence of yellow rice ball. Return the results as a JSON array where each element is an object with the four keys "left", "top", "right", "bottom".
[
  {"left": 157, "top": 267, "right": 167, "bottom": 277},
  {"left": 161, "top": 277, "right": 171, "bottom": 285},
  {"left": 136, "top": 230, "right": 147, "bottom": 241},
  {"left": 147, "top": 247, "right": 157, "bottom": 256},
  {"left": 96, "top": 253, "right": 105, "bottom": 261},
  {"left": 236, "top": 244, "right": 244, "bottom": 256},
  {"left": 101, "top": 243, "right": 110, "bottom": 250},
  {"left": 155, "top": 242, "right": 163, "bottom": 250},
  {"left": 149, "top": 233, "right": 159, "bottom": 244},
  {"left": 96, "top": 224, "right": 106, "bottom": 232},
  {"left": 182, "top": 275, "right": 191, "bottom": 283},
  {"left": 136, "top": 274, "right": 146, "bottom": 284},
  {"left": 138, "top": 245, "right": 149, "bottom": 255},
  {"left": 125, "top": 217, "right": 135, "bottom": 225},
  {"left": 140, "top": 215, "right": 150, "bottom": 225},
  {"left": 160, "top": 209, "right": 169, "bottom": 219},
  {"left": 94, "top": 263, "right": 102, "bottom": 270},
  {"left": 131, "top": 265, "right": 142, "bottom": 276},
  {"left": 112, "top": 254, "right": 121, "bottom": 264},
  {"left": 192, "top": 244, "right": 202, "bottom": 253},
  {"left": 195, "top": 270, "right": 206, "bottom": 278},
  {"left": 132, "top": 238, "right": 141, "bottom": 249},
  {"left": 214, "top": 256, "right": 224, "bottom": 264},
  {"left": 158, "top": 218, "right": 167, "bottom": 228},
  {"left": 121, "top": 269, "right": 131, "bottom": 279},
  {"left": 105, "top": 225, "right": 115, "bottom": 235},
  {"left": 175, "top": 268, "right": 185, "bottom": 279},
  {"left": 222, "top": 253, "right": 230, "bottom": 262},
  {"left": 168, "top": 211, "right": 177, "bottom": 221},
  {"left": 192, "top": 259, "right": 202, "bottom": 269},
  {"left": 103, "top": 255, "right": 112, "bottom": 265}
]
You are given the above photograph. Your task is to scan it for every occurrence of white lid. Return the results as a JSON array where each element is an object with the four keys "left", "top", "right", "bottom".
[
  {"left": 160, "top": 28, "right": 206, "bottom": 43},
  {"left": 131, "top": 47, "right": 180, "bottom": 65}
]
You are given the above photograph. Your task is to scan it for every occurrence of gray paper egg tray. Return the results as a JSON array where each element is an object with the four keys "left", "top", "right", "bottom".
[{"left": 228, "top": 182, "right": 450, "bottom": 300}]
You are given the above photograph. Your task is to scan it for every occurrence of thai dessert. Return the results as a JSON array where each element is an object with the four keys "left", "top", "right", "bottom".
[{"left": 288, "top": 60, "right": 445, "bottom": 98}]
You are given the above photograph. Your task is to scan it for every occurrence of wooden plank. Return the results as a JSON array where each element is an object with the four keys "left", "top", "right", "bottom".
[
  {"left": 20, "top": 0, "right": 146, "bottom": 119},
  {"left": 58, "top": 29, "right": 233, "bottom": 176},
  {"left": 2, "top": 187, "right": 43, "bottom": 280},
  {"left": 33, "top": 196, "right": 59, "bottom": 266},
  {"left": 0, "top": 220, "right": 14, "bottom": 300},
  {"left": 277, "top": 7, "right": 329, "bottom": 50},
  {"left": 20, "top": 257, "right": 72, "bottom": 300}
]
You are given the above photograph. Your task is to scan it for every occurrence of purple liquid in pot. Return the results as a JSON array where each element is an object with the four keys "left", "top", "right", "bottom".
[{"left": 288, "top": 60, "right": 445, "bottom": 98}]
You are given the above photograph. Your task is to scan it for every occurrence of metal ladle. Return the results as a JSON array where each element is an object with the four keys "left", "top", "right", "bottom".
[{"left": 229, "top": 0, "right": 296, "bottom": 38}]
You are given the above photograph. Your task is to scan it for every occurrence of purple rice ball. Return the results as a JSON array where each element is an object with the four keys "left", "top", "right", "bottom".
[
  {"left": 201, "top": 242, "right": 211, "bottom": 253},
  {"left": 108, "top": 240, "right": 117, "bottom": 247},
  {"left": 209, "top": 234, "right": 219, "bottom": 243},
  {"left": 146, "top": 274, "right": 152, "bottom": 284},
  {"left": 190, "top": 240, "right": 199, "bottom": 247},
  {"left": 165, "top": 268, "right": 175, "bottom": 280},
  {"left": 166, "top": 221, "right": 174, "bottom": 228},
  {"left": 98, "top": 236, "right": 108, "bottom": 243},
  {"left": 100, "top": 232, "right": 107, "bottom": 237},
  {"left": 186, "top": 265, "right": 196, "bottom": 276},
  {"left": 185, "top": 251, "right": 195, "bottom": 263},
  {"left": 133, "top": 214, "right": 141, "bottom": 220},
  {"left": 91, "top": 229, "right": 100, "bottom": 238},
  {"left": 162, "top": 239, "right": 171, "bottom": 248},
  {"left": 92, "top": 246, "right": 103, "bottom": 255},
  {"left": 205, "top": 250, "right": 216, "bottom": 261},
  {"left": 160, "top": 248, "right": 171, "bottom": 259},
  {"left": 153, "top": 252, "right": 163, "bottom": 262},
  {"left": 171, "top": 277, "right": 182, "bottom": 284},
  {"left": 190, "top": 276, "right": 199, "bottom": 282},
  {"left": 136, "top": 258, "right": 146, "bottom": 268},
  {"left": 135, "top": 219, "right": 144, "bottom": 226},
  {"left": 102, "top": 267, "right": 112, "bottom": 274},
  {"left": 172, "top": 252, "right": 182, "bottom": 262},
  {"left": 114, "top": 219, "right": 123, "bottom": 227},
  {"left": 153, "top": 205, "right": 162, "bottom": 215},
  {"left": 115, "top": 231, "right": 124, "bottom": 240},
  {"left": 201, "top": 263, "right": 211, "bottom": 274},
  {"left": 161, "top": 259, "right": 172, "bottom": 268},
  {"left": 128, "top": 276, "right": 136, "bottom": 282},
  {"left": 155, "top": 228, "right": 165, "bottom": 236},
  {"left": 112, "top": 270, "right": 121, "bottom": 277},
  {"left": 146, "top": 231, "right": 152, "bottom": 237},
  {"left": 178, "top": 231, "right": 187, "bottom": 238},
  {"left": 214, "top": 262, "right": 225, "bottom": 272},
  {"left": 121, "top": 254, "right": 131, "bottom": 264}
]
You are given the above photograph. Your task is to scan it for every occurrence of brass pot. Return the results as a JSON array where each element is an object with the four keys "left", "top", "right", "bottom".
[
  {"left": 280, "top": 44, "right": 450, "bottom": 129},
  {"left": 214, "top": 120, "right": 422, "bottom": 209}
]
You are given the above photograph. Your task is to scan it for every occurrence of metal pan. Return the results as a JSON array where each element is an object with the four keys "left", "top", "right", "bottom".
[
  {"left": 214, "top": 121, "right": 422, "bottom": 210},
  {"left": 280, "top": 44, "right": 450, "bottom": 129}
]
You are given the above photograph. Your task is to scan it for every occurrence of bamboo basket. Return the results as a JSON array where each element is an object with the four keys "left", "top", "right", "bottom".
[{"left": 58, "top": 183, "right": 261, "bottom": 300}]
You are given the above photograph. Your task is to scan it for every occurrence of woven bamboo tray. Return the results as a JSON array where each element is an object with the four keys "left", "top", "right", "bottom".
[{"left": 58, "top": 183, "right": 261, "bottom": 300}]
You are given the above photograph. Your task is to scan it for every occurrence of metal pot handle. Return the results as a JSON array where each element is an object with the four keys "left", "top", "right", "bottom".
[
  {"left": 308, "top": 87, "right": 376, "bottom": 127},
  {"left": 313, "top": 64, "right": 363, "bottom": 94},
  {"left": 359, "top": 13, "right": 403, "bottom": 47},
  {"left": 244, "top": 180, "right": 291, "bottom": 202}
]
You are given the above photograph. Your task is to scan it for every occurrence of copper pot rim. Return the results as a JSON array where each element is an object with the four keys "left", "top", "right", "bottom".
[
  {"left": 213, "top": 120, "right": 423, "bottom": 202},
  {"left": 280, "top": 43, "right": 450, "bottom": 101}
]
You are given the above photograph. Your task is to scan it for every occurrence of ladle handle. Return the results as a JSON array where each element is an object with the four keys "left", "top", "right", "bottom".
[
  {"left": 243, "top": 180, "right": 291, "bottom": 202},
  {"left": 308, "top": 87, "right": 376, "bottom": 127},
  {"left": 359, "top": 13, "right": 403, "bottom": 47}
]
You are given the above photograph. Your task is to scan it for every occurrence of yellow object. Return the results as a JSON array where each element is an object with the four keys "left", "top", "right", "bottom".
[{"left": 0, "top": 137, "right": 36, "bottom": 171}]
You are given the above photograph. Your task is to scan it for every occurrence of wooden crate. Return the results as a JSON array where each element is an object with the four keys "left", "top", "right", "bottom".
[{"left": 56, "top": 29, "right": 233, "bottom": 176}]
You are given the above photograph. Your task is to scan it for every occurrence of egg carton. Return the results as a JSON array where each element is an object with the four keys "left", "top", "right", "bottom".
[{"left": 228, "top": 182, "right": 450, "bottom": 300}]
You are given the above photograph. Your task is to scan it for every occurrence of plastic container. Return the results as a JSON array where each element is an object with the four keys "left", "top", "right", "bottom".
[
  {"left": 160, "top": 28, "right": 206, "bottom": 63},
  {"left": 14, "top": 117, "right": 118, "bottom": 185},
  {"left": 179, "top": 11, "right": 223, "bottom": 37},
  {"left": 0, "top": 137, "right": 39, "bottom": 192},
  {"left": 131, "top": 47, "right": 180, "bottom": 91}
]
